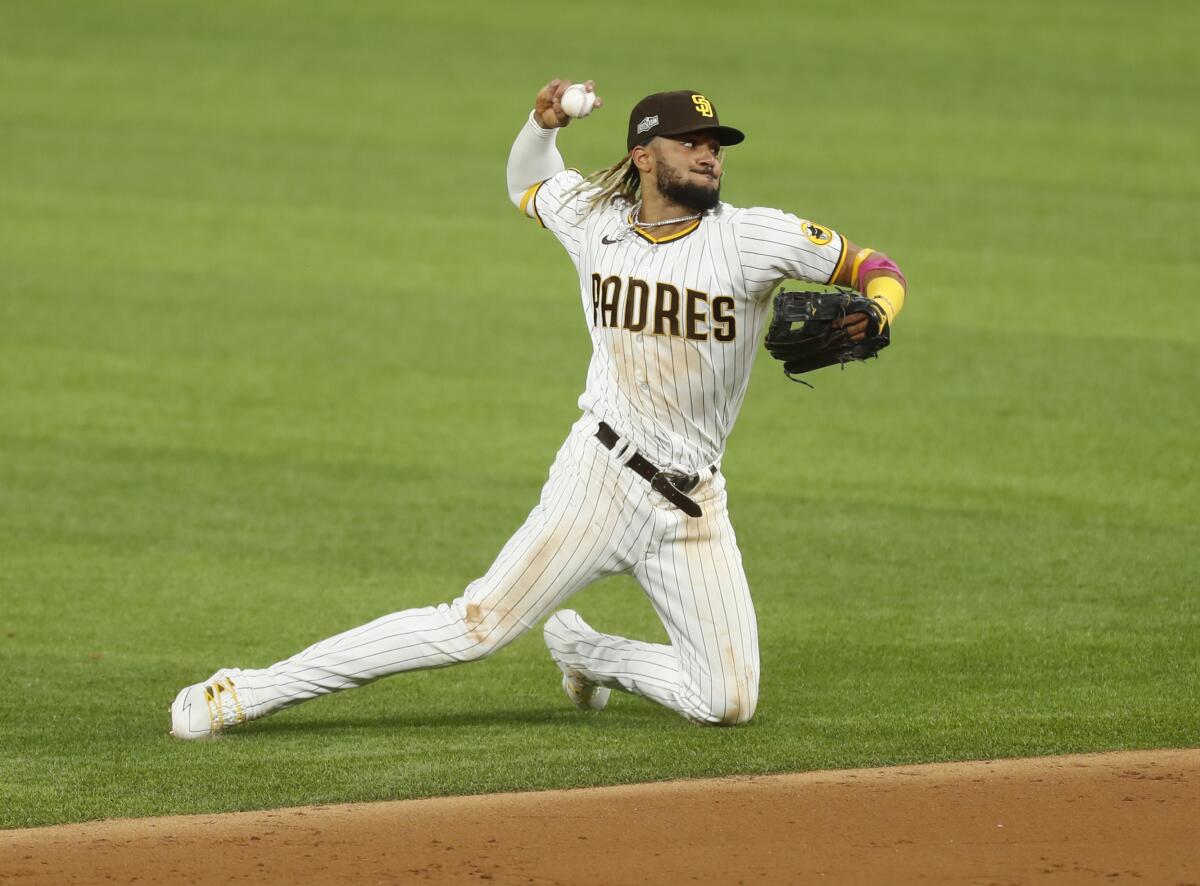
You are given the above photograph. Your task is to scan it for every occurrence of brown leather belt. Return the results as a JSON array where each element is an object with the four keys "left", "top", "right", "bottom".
[{"left": 594, "top": 422, "right": 711, "bottom": 518}]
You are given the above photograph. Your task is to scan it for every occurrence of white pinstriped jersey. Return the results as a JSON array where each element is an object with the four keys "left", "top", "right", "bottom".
[{"left": 525, "top": 169, "right": 848, "bottom": 473}]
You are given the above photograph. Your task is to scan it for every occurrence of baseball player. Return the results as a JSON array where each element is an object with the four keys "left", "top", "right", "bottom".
[{"left": 170, "top": 79, "right": 907, "bottom": 739}]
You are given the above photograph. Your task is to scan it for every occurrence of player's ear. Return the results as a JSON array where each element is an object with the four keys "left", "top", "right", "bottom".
[{"left": 631, "top": 145, "right": 653, "bottom": 173}]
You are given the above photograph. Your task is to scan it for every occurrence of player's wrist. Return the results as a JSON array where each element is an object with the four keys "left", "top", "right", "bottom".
[
  {"left": 864, "top": 275, "right": 904, "bottom": 326},
  {"left": 528, "top": 109, "right": 561, "bottom": 136}
]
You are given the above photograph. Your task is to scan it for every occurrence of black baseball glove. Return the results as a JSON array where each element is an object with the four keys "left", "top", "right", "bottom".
[{"left": 764, "top": 288, "right": 890, "bottom": 382}]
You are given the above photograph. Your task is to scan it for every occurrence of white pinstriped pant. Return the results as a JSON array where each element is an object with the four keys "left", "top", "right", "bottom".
[{"left": 238, "top": 415, "right": 760, "bottom": 726}]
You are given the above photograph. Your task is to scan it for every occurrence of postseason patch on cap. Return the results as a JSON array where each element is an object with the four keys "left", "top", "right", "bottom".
[{"left": 636, "top": 115, "right": 659, "bottom": 135}]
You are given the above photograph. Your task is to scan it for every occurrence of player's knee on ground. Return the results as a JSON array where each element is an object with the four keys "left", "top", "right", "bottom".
[
  {"left": 704, "top": 693, "right": 758, "bottom": 727},
  {"left": 680, "top": 670, "right": 759, "bottom": 727}
]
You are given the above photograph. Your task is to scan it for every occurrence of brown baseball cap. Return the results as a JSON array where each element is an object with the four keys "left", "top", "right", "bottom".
[{"left": 626, "top": 90, "right": 746, "bottom": 151}]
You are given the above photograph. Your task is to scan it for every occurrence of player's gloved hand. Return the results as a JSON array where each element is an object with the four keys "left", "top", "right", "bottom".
[
  {"left": 764, "top": 289, "right": 891, "bottom": 382},
  {"left": 534, "top": 79, "right": 601, "bottom": 129},
  {"left": 832, "top": 311, "right": 873, "bottom": 343}
]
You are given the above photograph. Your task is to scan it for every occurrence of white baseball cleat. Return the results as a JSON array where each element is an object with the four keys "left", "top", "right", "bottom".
[
  {"left": 560, "top": 671, "right": 611, "bottom": 712},
  {"left": 169, "top": 668, "right": 258, "bottom": 740},
  {"left": 544, "top": 610, "right": 611, "bottom": 712}
]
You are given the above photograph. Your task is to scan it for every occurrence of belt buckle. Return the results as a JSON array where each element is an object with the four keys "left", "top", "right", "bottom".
[{"left": 664, "top": 471, "right": 701, "bottom": 495}]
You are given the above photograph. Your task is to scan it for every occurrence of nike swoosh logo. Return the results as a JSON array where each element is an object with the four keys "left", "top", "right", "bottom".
[{"left": 601, "top": 235, "right": 622, "bottom": 245}]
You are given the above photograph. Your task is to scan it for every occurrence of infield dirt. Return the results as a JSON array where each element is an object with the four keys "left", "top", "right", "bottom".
[{"left": 2, "top": 748, "right": 1197, "bottom": 884}]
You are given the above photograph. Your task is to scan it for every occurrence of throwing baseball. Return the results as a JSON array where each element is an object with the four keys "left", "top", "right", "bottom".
[{"left": 170, "top": 78, "right": 907, "bottom": 738}]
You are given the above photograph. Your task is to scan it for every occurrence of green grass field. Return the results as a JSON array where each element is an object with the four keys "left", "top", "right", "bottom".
[{"left": 1, "top": 0, "right": 1197, "bottom": 829}]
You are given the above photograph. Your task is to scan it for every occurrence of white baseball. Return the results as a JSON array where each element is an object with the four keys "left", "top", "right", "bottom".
[{"left": 560, "top": 83, "right": 596, "bottom": 119}]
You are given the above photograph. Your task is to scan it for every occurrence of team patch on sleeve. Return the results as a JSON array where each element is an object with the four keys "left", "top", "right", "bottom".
[{"left": 802, "top": 221, "right": 833, "bottom": 246}]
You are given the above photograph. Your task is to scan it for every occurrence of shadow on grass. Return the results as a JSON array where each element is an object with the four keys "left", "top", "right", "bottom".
[{"left": 245, "top": 705, "right": 610, "bottom": 734}]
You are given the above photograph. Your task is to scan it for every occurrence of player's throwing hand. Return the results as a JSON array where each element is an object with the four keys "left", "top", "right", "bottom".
[{"left": 534, "top": 79, "right": 602, "bottom": 129}]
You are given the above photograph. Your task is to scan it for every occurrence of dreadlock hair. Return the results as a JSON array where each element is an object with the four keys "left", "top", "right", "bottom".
[{"left": 569, "top": 153, "right": 641, "bottom": 215}]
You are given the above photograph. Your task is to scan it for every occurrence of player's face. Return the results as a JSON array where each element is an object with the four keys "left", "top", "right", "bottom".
[{"left": 649, "top": 133, "right": 724, "bottom": 212}]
